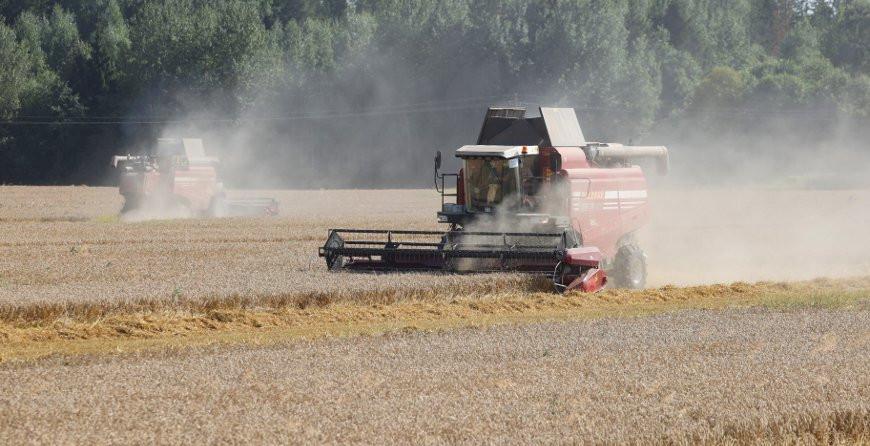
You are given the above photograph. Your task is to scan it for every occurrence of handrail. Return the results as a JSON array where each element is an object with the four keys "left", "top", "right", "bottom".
[{"left": 437, "top": 172, "right": 458, "bottom": 207}]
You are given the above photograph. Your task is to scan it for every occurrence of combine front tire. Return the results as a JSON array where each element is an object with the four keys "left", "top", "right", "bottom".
[
  {"left": 121, "top": 196, "right": 139, "bottom": 214},
  {"left": 609, "top": 244, "right": 647, "bottom": 289}
]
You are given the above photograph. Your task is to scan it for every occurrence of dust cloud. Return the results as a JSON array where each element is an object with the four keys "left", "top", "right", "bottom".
[
  {"left": 118, "top": 195, "right": 195, "bottom": 222},
  {"left": 114, "top": 51, "right": 870, "bottom": 286},
  {"left": 153, "top": 107, "right": 870, "bottom": 286},
  {"left": 640, "top": 188, "right": 870, "bottom": 286},
  {"left": 633, "top": 109, "right": 870, "bottom": 286}
]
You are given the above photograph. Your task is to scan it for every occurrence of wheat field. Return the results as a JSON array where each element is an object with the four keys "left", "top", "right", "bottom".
[
  {"left": 1, "top": 185, "right": 869, "bottom": 444},
  {"left": 1, "top": 307, "right": 868, "bottom": 444},
  {"left": 0, "top": 187, "right": 541, "bottom": 310},
  {"left": 2, "top": 186, "right": 869, "bottom": 311}
]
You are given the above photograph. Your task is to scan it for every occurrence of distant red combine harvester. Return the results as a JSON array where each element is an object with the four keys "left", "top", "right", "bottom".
[
  {"left": 112, "top": 138, "right": 278, "bottom": 218},
  {"left": 319, "top": 107, "right": 668, "bottom": 292}
]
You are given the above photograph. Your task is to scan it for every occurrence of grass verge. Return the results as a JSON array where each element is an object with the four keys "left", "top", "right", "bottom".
[{"left": 1, "top": 276, "right": 868, "bottom": 363}]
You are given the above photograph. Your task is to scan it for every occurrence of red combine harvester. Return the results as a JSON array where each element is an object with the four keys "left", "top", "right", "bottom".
[
  {"left": 318, "top": 107, "right": 668, "bottom": 292},
  {"left": 112, "top": 138, "right": 278, "bottom": 218}
]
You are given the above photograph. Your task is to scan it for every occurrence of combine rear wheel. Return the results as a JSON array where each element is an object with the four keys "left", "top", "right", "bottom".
[{"left": 609, "top": 244, "right": 647, "bottom": 289}]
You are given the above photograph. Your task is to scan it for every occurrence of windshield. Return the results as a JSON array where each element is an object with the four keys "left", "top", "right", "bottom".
[{"left": 464, "top": 158, "right": 519, "bottom": 212}]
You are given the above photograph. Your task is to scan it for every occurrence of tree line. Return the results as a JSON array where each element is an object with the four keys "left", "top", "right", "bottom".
[{"left": 0, "top": 0, "right": 867, "bottom": 186}]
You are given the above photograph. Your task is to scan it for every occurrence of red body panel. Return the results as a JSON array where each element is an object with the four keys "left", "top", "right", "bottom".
[
  {"left": 171, "top": 166, "right": 219, "bottom": 211},
  {"left": 571, "top": 268, "right": 607, "bottom": 292},
  {"left": 120, "top": 165, "right": 219, "bottom": 213},
  {"left": 555, "top": 146, "right": 650, "bottom": 258},
  {"left": 563, "top": 246, "right": 602, "bottom": 268}
]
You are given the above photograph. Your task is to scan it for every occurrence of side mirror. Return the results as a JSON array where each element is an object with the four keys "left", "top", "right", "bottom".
[{"left": 434, "top": 150, "right": 442, "bottom": 170}]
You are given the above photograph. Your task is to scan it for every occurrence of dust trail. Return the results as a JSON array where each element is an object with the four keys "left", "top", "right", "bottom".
[
  {"left": 118, "top": 196, "right": 195, "bottom": 222},
  {"left": 640, "top": 189, "right": 870, "bottom": 286}
]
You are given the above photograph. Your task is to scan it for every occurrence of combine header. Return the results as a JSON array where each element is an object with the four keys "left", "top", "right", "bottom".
[
  {"left": 112, "top": 138, "right": 278, "bottom": 217},
  {"left": 319, "top": 107, "right": 668, "bottom": 292}
]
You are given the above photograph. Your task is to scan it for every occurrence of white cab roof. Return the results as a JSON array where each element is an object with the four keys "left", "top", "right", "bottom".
[{"left": 455, "top": 145, "right": 539, "bottom": 158}]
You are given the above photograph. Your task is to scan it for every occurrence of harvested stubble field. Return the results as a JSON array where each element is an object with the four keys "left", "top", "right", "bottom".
[
  {"left": 1, "top": 306, "right": 868, "bottom": 444},
  {"left": 1, "top": 185, "right": 869, "bottom": 444}
]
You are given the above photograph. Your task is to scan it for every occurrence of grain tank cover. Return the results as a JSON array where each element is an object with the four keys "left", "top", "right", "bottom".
[
  {"left": 476, "top": 107, "right": 543, "bottom": 146},
  {"left": 540, "top": 107, "right": 585, "bottom": 146},
  {"left": 155, "top": 138, "right": 218, "bottom": 165},
  {"left": 181, "top": 138, "right": 206, "bottom": 158},
  {"left": 476, "top": 106, "right": 585, "bottom": 147}
]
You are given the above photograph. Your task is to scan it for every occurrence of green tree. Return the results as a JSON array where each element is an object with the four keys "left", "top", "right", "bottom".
[
  {"left": 842, "top": 74, "right": 870, "bottom": 117},
  {"left": 125, "top": 0, "right": 283, "bottom": 115},
  {"left": 690, "top": 66, "right": 746, "bottom": 109},
  {"left": 780, "top": 18, "right": 821, "bottom": 62},
  {"left": 0, "top": 23, "right": 30, "bottom": 118},
  {"left": 283, "top": 18, "right": 339, "bottom": 78},
  {"left": 91, "top": 0, "right": 130, "bottom": 88},
  {"left": 824, "top": 0, "right": 869, "bottom": 73},
  {"left": 0, "top": 13, "right": 86, "bottom": 183},
  {"left": 1, "top": 0, "right": 869, "bottom": 185}
]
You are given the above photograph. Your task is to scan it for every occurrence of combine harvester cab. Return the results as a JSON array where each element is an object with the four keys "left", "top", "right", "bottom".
[
  {"left": 113, "top": 138, "right": 279, "bottom": 218},
  {"left": 319, "top": 107, "right": 667, "bottom": 292}
]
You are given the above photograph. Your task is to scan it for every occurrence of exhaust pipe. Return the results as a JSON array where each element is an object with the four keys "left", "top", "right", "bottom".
[{"left": 589, "top": 143, "right": 669, "bottom": 175}]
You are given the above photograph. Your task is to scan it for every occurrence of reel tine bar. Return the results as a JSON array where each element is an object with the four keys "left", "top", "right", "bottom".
[{"left": 319, "top": 228, "right": 570, "bottom": 274}]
